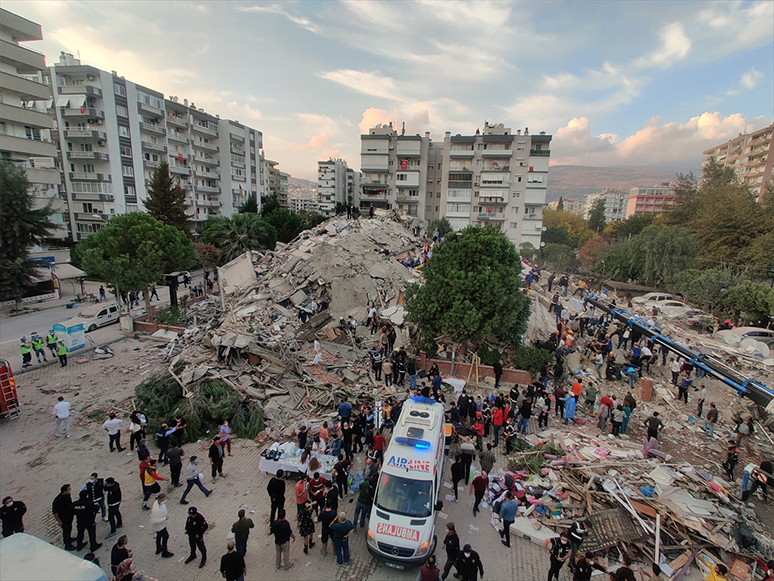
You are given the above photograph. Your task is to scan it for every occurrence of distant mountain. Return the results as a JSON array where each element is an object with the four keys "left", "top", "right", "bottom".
[
  {"left": 546, "top": 165, "right": 695, "bottom": 202},
  {"left": 288, "top": 176, "right": 317, "bottom": 188}
]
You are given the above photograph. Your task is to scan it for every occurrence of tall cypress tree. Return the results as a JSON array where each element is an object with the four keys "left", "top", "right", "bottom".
[
  {"left": 0, "top": 160, "right": 56, "bottom": 304},
  {"left": 144, "top": 161, "right": 191, "bottom": 234}
]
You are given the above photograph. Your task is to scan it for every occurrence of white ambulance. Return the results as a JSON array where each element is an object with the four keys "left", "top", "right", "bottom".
[{"left": 366, "top": 396, "right": 446, "bottom": 568}]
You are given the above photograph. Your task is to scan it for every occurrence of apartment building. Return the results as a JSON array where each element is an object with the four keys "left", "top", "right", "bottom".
[
  {"left": 317, "top": 158, "right": 350, "bottom": 216},
  {"left": 0, "top": 9, "right": 67, "bottom": 238},
  {"left": 48, "top": 52, "right": 265, "bottom": 239},
  {"left": 359, "top": 123, "right": 431, "bottom": 218},
  {"left": 625, "top": 186, "right": 676, "bottom": 218},
  {"left": 702, "top": 124, "right": 773, "bottom": 200},
  {"left": 547, "top": 197, "right": 584, "bottom": 216},
  {"left": 582, "top": 189, "right": 629, "bottom": 222},
  {"left": 262, "top": 158, "right": 288, "bottom": 208}
]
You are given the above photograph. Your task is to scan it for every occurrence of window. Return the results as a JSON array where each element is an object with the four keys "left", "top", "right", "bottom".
[
  {"left": 124, "top": 185, "right": 136, "bottom": 196},
  {"left": 82, "top": 203, "right": 93, "bottom": 213},
  {"left": 80, "top": 143, "right": 93, "bottom": 152},
  {"left": 512, "top": 207, "right": 519, "bottom": 214},
  {"left": 426, "top": 205, "right": 432, "bottom": 212},
  {"left": 435, "top": 206, "right": 439, "bottom": 212},
  {"left": 510, "top": 222, "right": 518, "bottom": 228},
  {"left": 116, "top": 105, "right": 128, "bottom": 117},
  {"left": 118, "top": 126, "right": 130, "bottom": 138},
  {"left": 428, "top": 165, "right": 434, "bottom": 170},
  {"left": 426, "top": 192, "right": 433, "bottom": 199},
  {"left": 517, "top": 176, "right": 522, "bottom": 182},
  {"left": 120, "top": 146, "right": 131, "bottom": 157},
  {"left": 427, "top": 178, "right": 433, "bottom": 184},
  {"left": 137, "top": 90, "right": 164, "bottom": 109},
  {"left": 436, "top": 193, "right": 441, "bottom": 198},
  {"left": 114, "top": 84, "right": 126, "bottom": 97},
  {"left": 82, "top": 164, "right": 95, "bottom": 173},
  {"left": 122, "top": 166, "right": 134, "bottom": 177}
]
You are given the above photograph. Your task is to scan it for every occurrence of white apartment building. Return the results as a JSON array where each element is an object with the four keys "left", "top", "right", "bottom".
[
  {"left": 581, "top": 189, "right": 629, "bottom": 223},
  {"left": 702, "top": 124, "right": 773, "bottom": 200},
  {"left": 49, "top": 53, "right": 264, "bottom": 239},
  {"left": 0, "top": 9, "right": 67, "bottom": 238},
  {"left": 547, "top": 197, "right": 584, "bottom": 216},
  {"left": 439, "top": 122, "right": 552, "bottom": 249},
  {"left": 315, "top": 157, "right": 360, "bottom": 216}
]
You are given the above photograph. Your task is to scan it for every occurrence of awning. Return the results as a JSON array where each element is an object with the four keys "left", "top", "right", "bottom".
[
  {"left": 72, "top": 94, "right": 87, "bottom": 108},
  {"left": 55, "top": 96, "right": 71, "bottom": 108},
  {"left": 30, "top": 268, "right": 52, "bottom": 283},
  {"left": 52, "top": 263, "right": 87, "bottom": 280}
]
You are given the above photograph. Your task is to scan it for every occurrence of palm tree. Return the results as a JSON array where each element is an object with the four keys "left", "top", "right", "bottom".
[{"left": 202, "top": 213, "right": 277, "bottom": 263}]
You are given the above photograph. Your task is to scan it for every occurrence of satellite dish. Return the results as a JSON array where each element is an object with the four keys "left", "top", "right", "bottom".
[
  {"left": 741, "top": 338, "right": 758, "bottom": 350},
  {"left": 540, "top": 242, "right": 546, "bottom": 247},
  {"left": 722, "top": 333, "right": 740, "bottom": 345},
  {"left": 755, "top": 342, "right": 770, "bottom": 357},
  {"left": 762, "top": 358, "right": 774, "bottom": 366}
]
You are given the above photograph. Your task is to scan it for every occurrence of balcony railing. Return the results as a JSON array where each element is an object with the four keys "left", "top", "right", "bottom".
[
  {"left": 71, "top": 193, "right": 114, "bottom": 202},
  {"left": 67, "top": 151, "right": 109, "bottom": 161},
  {"left": 141, "top": 141, "right": 167, "bottom": 153},
  {"left": 64, "top": 129, "right": 106, "bottom": 140},
  {"left": 62, "top": 108, "right": 105, "bottom": 120},
  {"left": 195, "top": 170, "right": 219, "bottom": 179},
  {"left": 140, "top": 122, "right": 166, "bottom": 135},
  {"left": 169, "top": 166, "right": 191, "bottom": 176},
  {"left": 197, "top": 185, "right": 220, "bottom": 194},
  {"left": 69, "top": 172, "right": 111, "bottom": 182},
  {"left": 481, "top": 149, "right": 513, "bottom": 157},
  {"left": 478, "top": 212, "right": 505, "bottom": 220},
  {"left": 167, "top": 133, "right": 189, "bottom": 145},
  {"left": 167, "top": 115, "right": 188, "bottom": 128},
  {"left": 74, "top": 212, "right": 109, "bottom": 221},
  {"left": 530, "top": 149, "right": 550, "bottom": 156},
  {"left": 194, "top": 155, "right": 218, "bottom": 165},
  {"left": 191, "top": 124, "right": 218, "bottom": 137},
  {"left": 395, "top": 197, "right": 419, "bottom": 204},
  {"left": 197, "top": 200, "right": 223, "bottom": 207},
  {"left": 479, "top": 197, "right": 507, "bottom": 205},
  {"left": 144, "top": 160, "right": 160, "bottom": 170},
  {"left": 138, "top": 102, "right": 164, "bottom": 117},
  {"left": 59, "top": 86, "right": 103, "bottom": 98},
  {"left": 197, "top": 141, "right": 218, "bottom": 152}
]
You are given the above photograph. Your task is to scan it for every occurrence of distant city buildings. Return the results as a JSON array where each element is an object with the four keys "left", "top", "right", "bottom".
[
  {"left": 581, "top": 189, "right": 629, "bottom": 222},
  {"left": 625, "top": 185, "right": 676, "bottom": 218},
  {"left": 359, "top": 121, "right": 552, "bottom": 249},
  {"left": 702, "top": 123, "right": 773, "bottom": 200},
  {"left": 317, "top": 158, "right": 359, "bottom": 216},
  {"left": 0, "top": 9, "right": 67, "bottom": 238},
  {"left": 547, "top": 198, "right": 584, "bottom": 216}
]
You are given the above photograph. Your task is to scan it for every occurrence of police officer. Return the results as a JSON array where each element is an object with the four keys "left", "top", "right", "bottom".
[
  {"left": 46, "top": 329, "right": 59, "bottom": 358},
  {"left": 185, "top": 506, "right": 208, "bottom": 568},
  {"left": 20, "top": 337, "right": 32, "bottom": 368},
  {"left": 52, "top": 484, "right": 75, "bottom": 550},
  {"left": 85, "top": 473, "right": 107, "bottom": 522},
  {"left": 104, "top": 478, "right": 123, "bottom": 538},
  {"left": 0, "top": 496, "right": 27, "bottom": 537},
  {"left": 72, "top": 489, "right": 102, "bottom": 552}
]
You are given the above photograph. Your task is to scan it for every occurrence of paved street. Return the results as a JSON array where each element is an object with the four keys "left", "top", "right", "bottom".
[{"left": 0, "top": 339, "right": 563, "bottom": 581}]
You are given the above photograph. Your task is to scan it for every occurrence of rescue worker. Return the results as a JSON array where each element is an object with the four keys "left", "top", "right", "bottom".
[
  {"left": 20, "top": 337, "right": 32, "bottom": 368},
  {"left": 57, "top": 340, "right": 69, "bottom": 367},
  {"left": 46, "top": 329, "right": 59, "bottom": 358},
  {"left": 31, "top": 332, "right": 47, "bottom": 363}
]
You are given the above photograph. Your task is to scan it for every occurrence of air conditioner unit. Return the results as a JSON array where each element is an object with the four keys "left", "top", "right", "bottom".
[
  {"left": 87, "top": 74, "right": 96, "bottom": 81},
  {"left": 96, "top": 119, "right": 103, "bottom": 125},
  {"left": 87, "top": 118, "right": 95, "bottom": 124}
]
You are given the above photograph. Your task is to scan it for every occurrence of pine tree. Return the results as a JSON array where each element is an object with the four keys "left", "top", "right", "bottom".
[
  {"left": 556, "top": 197, "right": 564, "bottom": 211},
  {"left": 0, "top": 160, "right": 56, "bottom": 304},
  {"left": 143, "top": 161, "right": 191, "bottom": 234}
]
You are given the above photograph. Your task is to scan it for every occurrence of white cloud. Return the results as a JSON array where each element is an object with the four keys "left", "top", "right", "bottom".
[
  {"left": 236, "top": 4, "right": 318, "bottom": 33},
  {"left": 741, "top": 68, "right": 763, "bottom": 89},
  {"left": 696, "top": 2, "right": 774, "bottom": 56},
  {"left": 317, "top": 69, "right": 403, "bottom": 101},
  {"left": 633, "top": 22, "right": 691, "bottom": 69},
  {"left": 551, "top": 113, "right": 772, "bottom": 167}
]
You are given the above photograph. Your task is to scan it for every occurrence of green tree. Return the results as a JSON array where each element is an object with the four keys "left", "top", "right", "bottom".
[
  {"left": 238, "top": 194, "right": 258, "bottom": 214},
  {"left": 542, "top": 207, "right": 594, "bottom": 248},
  {"left": 637, "top": 225, "right": 697, "bottom": 288},
  {"left": 556, "top": 197, "right": 564, "bottom": 211},
  {"left": 541, "top": 226, "right": 572, "bottom": 247},
  {"left": 334, "top": 201, "right": 348, "bottom": 215},
  {"left": 578, "top": 234, "right": 608, "bottom": 269},
  {"left": 194, "top": 242, "right": 220, "bottom": 296},
  {"left": 519, "top": 242, "right": 538, "bottom": 263},
  {"left": 77, "top": 213, "right": 195, "bottom": 319},
  {"left": 724, "top": 280, "right": 773, "bottom": 324},
  {"left": 668, "top": 268, "right": 741, "bottom": 313},
  {"left": 0, "top": 160, "right": 56, "bottom": 304},
  {"left": 202, "top": 213, "right": 277, "bottom": 263},
  {"left": 300, "top": 211, "right": 327, "bottom": 227},
  {"left": 604, "top": 214, "right": 654, "bottom": 239},
  {"left": 404, "top": 226, "right": 529, "bottom": 351},
  {"left": 143, "top": 162, "right": 190, "bottom": 234},
  {"left": 429, "top": 217, "right": 453, "bottom": 237},
  {"left": 587, "top": 198, "right": 607, "bottom": 233},
  {"left": 541, "top": 243, "right": 578, "bottom": 272},
  {"left": 265, "top": 208, "right": 308, "bottom": 244},
  {"left": 260, "top": 195, "right": 280, "bottom": 217}
]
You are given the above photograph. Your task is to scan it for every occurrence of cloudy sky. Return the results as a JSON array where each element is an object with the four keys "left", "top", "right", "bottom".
[{"left": 9, "top": 1, "right": 773, "bottom": 180}]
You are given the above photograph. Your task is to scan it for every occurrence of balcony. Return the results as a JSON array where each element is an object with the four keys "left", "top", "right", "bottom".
[
  {"left": 62, "top": 108, "right": 105, "bottom": 120},
  {"left": 167, "top": 115, "right": 188, "bottom": 128},
  {"left": 0, "top": 39, "right": 46, "bottom": 73},
  {"left": 481, "top": 148, "right": 513, "bottom": 157},
  {"left": 138, "top": 102, "right": 164, "bottom": 117},
  {"left": 0, "top": 103, "right": 53, "bottom": 128},
  {"left": 523, "top": 213, "right": 542, "bottom": 221},
  {"left": 230, "top": 132, "right": 245, "bottom": 143},
  {"left": 197, "top": 141, "right": 218, "bottom": 152},
  {"left": 64, "top": 129, "right": 107, "bottom": 141},
  {"left": 450, "top": 149, "right": 474, "bottom": 157},
  {"left": 140, "top": 122, "right": 166, "bottom": 136},
  {"left": 67, "top": 152, "right": 109, "bottom": 164},
  {"left": 167, "top": 133, "right": 189, "bottom": 145},
  {"left": 59, "top": 85, "right": 103, "bottom": 98},
  {"left": 197, "top": 199, "right": 223, "bottom": 207},
  {"left": 197, "top": 185, "right": 220, "bottom": 194},
  {"left": 143, "top": 160, "right": 160, "bottom": 170},
  {"left": 141, "top": 140, "right": 167, "bottom": 153},
  {"left": 529, "top": 149, "right": 550, "bottom": 156},
  {"left": 71, "top": 192, "right": 114, "bottom": 202},
  {"left": 195, "top": 170, "right": 219, "bottom": 179},
  {"left": 191, "top": 124, "right": 218, "bottom": 137},
  {"left": 74, "top": 212, "right": 109, "bottom": 222},
  {"left": 396, "top": 196, "right": 419, "bottom": 204},
  {"left": 0, "top": 134, "right": 57, "bottom": 157},
  {"left": 0, "top": 71, "right": 51, "bottom": 100},
  {"left": 479, "top": 196, "right": 507, "bottom": 205},
  {"left": 169, "top": 165, "right": 191, "bottom": 176},
  {"left": 190, "top": 213, "right": 209, "bottom": 222},
  {"left": 524, "top": 190, "right": 545, "bottom": 205},
  {"left": 478, "top": 212, "right": 505, "bottom": 221},
  {"left": 194, "top": 155, "right": 218, "bottom": 166},
  {"left": 69, "top": 172, "right": 111, "bottom": 182}
]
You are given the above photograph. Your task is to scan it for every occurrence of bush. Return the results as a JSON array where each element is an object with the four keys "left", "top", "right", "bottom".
[
  {"left": 155, "top": 306, "right": 186, "bottom": 326},
  {"left": 508, "top": 346, "right": 554, "bottom": 379},
  {"left": 135, "top": 374, "right": 264, "bottom": 442}
]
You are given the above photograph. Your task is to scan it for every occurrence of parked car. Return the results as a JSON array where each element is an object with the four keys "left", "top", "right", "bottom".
[
  {"left": 74, "top": 303, "right": 121, "bottom": 332},
  {"left": 632, "top": 292, "right": 676, "bottom": 306},
  {"left": 652, "top": 300, "right": 692, "bottom": 317},
  {"left": 715, "top": 326, "right": 774, "bottom": 347}
]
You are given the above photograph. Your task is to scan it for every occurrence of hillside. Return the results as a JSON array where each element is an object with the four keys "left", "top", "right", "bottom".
[
  {"left": 288, "top": 176, "right": 317, "bottom": 188},
  {"left": 545, "top": 165, "right": 694, "bottom": 202}
]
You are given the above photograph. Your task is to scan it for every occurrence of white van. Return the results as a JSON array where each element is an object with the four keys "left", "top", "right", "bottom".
[
  {"left": 367, "top": 396, "right": 445, "bottom": 569},
  {"left": 71, "top": 303, "right": 120, "bottom": 332}
]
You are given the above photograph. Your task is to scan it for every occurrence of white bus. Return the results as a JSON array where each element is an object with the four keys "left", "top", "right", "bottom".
[{"left": 366, "top": 396, "right": 445, "bottom": 569}]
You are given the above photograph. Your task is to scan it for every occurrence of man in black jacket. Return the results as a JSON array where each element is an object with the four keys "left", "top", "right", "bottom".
[
  {"left": 52, "top": 484, "right": 75, "bottom": 550},
  {"left": 72, "top": 489, "right": 102, "bottom": 552},
  {"left": 209, "top": 436, "right": 225, "bottom": 482},
  {"left": 185, "top": 506, "right": 208, "bottom": 568},
  {"left": 84, "top": 473, "right": 107, "bottom": 522},
  {"left": 456, "top": 543, "right": 484, "bottom": 581},
  {"left": 450, "top": 455, "right": 465, "bottom": 502},
  {"left": 267, "top": 470, "right": 286, "bottom": 524},
  {"left": 104, "top": 478, "right": 122, "bottom": 538},
  {"left": 572, "top": 551, "right": 606, "bottom": 581},
  {"left": 0, "top": 496, "right": 26, "bottom": 537},
  {"left": 441, "top": 522, "right": 460, "bottom": 580}
]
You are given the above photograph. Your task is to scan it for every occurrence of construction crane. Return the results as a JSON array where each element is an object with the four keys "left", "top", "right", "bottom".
[{"left": 583, "top": 294, "right": 774, "bottom": 410}]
